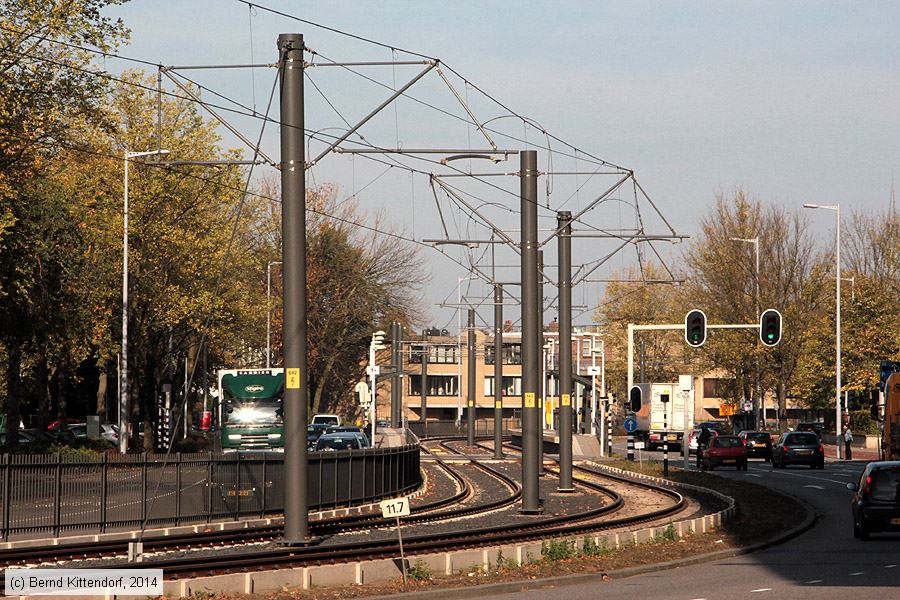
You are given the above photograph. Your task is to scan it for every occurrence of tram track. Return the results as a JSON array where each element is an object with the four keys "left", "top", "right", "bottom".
[
  {"left": 0, "top": 437, "right": 690, "bottom": 580},
  {"left": 0, "top": 444, "right": 520, "bottom": 568}
]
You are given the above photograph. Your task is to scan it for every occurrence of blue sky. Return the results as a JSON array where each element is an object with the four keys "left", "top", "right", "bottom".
[{"left": 105, "top": 1, "right": 900, "bottom": 329}]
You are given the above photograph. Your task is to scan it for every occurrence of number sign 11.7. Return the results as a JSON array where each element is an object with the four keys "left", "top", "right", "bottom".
[{"left": 380, "top": 496, "right": 410, "bottom": 518}]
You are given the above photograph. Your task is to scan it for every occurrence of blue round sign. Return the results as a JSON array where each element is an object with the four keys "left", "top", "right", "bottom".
[{"left": 624, "top": 416, "right": 638, "bottom": 433}]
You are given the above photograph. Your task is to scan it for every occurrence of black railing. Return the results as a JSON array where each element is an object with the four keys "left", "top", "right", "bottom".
[
  {"left": 408, "top": 418, "right": 521, "bottom": 439},
  {"left": 0, "top": 444, "right": 421, "bottom": 540}
]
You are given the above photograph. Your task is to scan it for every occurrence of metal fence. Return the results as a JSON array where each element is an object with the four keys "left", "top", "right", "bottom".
[
  {"left": 0, "top": 444, "right": 421, "bottom": 540},
  {"left": 407, "top": 418, "right": 521, "bottom": 439}
]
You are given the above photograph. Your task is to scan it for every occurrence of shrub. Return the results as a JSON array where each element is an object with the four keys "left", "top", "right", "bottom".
[
  {"left": 541, "top": 539, "right": 576, "bottom": 562},
  {"left": 406, "top": 559, "right": 432, "bottom": 581},
  {"left": 849, "top": 410, "right": 879, "bottom": 435},
  {"left": 581, "top": 536, "right": 612, "bottom": 557}
]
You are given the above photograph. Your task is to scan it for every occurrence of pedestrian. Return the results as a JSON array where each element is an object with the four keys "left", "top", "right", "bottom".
[{"left": 843, "top": 424, "right": 853, "bottom": 460}]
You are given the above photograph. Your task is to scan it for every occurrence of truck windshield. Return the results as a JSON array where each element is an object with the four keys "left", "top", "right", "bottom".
[{"left": 226, "top": 400, "right": 282, "bottom": 426}]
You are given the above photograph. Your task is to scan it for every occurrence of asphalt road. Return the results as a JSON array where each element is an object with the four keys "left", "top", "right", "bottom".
[{"left": 481, "top": 450, "right": 899, "bottom": 599}]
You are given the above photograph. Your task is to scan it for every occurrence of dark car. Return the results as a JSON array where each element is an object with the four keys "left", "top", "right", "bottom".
[
  {"left": 315, "top": 433, "right": 364, "bottom": 451},
  {"left": 797, "top": 422, "right": 825, "bottom": 436},
  {"left": 700, "top": 435, "right": 748, "bottom": 471},
  {"left": 848, "top": 461, "right": 900, "bottom": 540},
  {"left": 306, "top": 424, "right": 329, "bottom": 450},
  {"left": 738, "top": 430, "right": 773, "bottom": 461},
  {"left": 772, "top": 431, "right": 824, "bottom": 469}
]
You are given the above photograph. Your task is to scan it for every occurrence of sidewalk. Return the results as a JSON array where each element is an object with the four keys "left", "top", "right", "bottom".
[{"left": 822, "top": 442, "right": 880, "bottom": 462}]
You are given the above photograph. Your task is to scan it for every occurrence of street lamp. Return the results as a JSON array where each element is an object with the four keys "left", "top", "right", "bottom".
[
  {"left": 121, "top": 149, "right": 169, "bottom": 453},
  {"left": 803, "top": 203, "right": 842, "bottom": 460},
  {"left": 266, "top": 261, "right": 283, "bottom": 368},
  {"left": 729, "top": 236, "right": 761, "bottom": 428}
]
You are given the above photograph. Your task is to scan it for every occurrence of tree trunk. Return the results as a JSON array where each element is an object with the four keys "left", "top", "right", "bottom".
[
  {"left": 4, "top": 342, "right": 22, "bottom": 446},
  {"left": 96, "top": 363, "right": 108, "bottom": 423},
  {"left": 56, "top": 360, "right": 69, "bottom": 422},
  {"left": 777, "top": 380, "right": 787, "bottom": 430},
  {"left": 34, "top": 349, "right": 50, "bottom": 429}
]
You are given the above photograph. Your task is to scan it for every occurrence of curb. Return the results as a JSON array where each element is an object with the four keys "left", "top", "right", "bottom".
[{"left": 365, "top": 473, "right": 819, "bottom": 600}]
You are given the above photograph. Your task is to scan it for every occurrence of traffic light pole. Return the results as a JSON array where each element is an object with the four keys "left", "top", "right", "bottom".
[
  {"left": 627, "top": 323, "right": 763, "bottom": 392},
  {"left": 556, "top": 211, "right": 574, "bottom": 492},
  {"left": 493, "top": 284, "right": 504, "bottom": 459},
  {"left": 520, "top": 150, "right": 542, "bottom": 514},
  {"left": 278, "top": 33, "right": 309, "bottom": 545}
]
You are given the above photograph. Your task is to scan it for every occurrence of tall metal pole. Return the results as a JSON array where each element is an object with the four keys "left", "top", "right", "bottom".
[
  {"left": 120, "top": 153, "right": 130, "bottom": 454},
  {"left": 467, "top": 309, "right": 476, "bottom": 446},
  {"left": 835, "top": 205, "right": 842, "bottom": 460},
  {"left": 557, "top": 211, "right": 574, "bottom": 492},
  {"left": 266, "top": 261, "right": 272, "bottom": 369},
  {"left": 519, "top": 150, "right": 542, "bottom": 513},
  {"left": 421, "top": 331, "right": 428, "bottom": 436},
  {"left": 391, "top": 322, "right": 402, "bottom": 428},
  {"left": 493, "top": 285, "right": 504, "bottom": 459},
  {"left": 535, "top": 250, "right": 545, "bottom": 476},
  {"left": 278, "top": 33, "right": 308, "bottom": 544}
]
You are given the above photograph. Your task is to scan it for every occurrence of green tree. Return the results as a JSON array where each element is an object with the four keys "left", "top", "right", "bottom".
[
  {"left": 266, "top": 185, "right": 425, "bottom": 417},
  {"left": 0, "top": 0, "right": 128, "bottom": 443}
]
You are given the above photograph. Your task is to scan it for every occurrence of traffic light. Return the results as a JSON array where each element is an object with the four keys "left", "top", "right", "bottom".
[
  {"left": 759, "top": 309, "right": 782, "bottom": 346},
  {"left": 685, "top": 310, "right": 707, "bottom": 347},
  {"left": 629, "top": 385, "right": 642, "bottom": 412}
]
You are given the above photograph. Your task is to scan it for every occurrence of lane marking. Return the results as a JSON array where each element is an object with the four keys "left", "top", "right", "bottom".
[
  {"left": 805, "top": 580, "right": 822, "bottom": 584},
  {"left": 746, "top": 473, "right": 762, "bottom": 478},
  {"left": 886, "top": 565, "right": 897, "bottom": 568},
  {"left": 803, "top": 485, "right": 825, "bottom": 490},
  {"left": 747, "top": 466, "right": 849, "bottom": 485},
  {"left": 750, "top": 588, "right": 772, "bottom": 593},
  {"left": 850, "top": 572, "right": 864, "bottom": 576}
]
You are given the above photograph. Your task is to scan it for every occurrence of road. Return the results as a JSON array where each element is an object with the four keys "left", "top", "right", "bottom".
[{"left": 481, "top": 451, "right": 899, "bottom": 599}]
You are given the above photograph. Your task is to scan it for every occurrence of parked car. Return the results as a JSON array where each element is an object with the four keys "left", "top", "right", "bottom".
[
  {"left": 738, "top": 430, "right": 773, "bottom": 461},
  {"left": 315, "top": 432, "right": 365, "bottom": 451},
  {"left": 306, "top": 424, "right": 329, "bottom": 450},
  {"left": 699, "top": 435, "right": 748, "bottom": 471},
  {"left": 324, "top": 428, "right": 370, "bottom": 448},
  {"left": 772, "top": 431, "right": 824, "bottom": 469},
  {"left": 847, "top": 461, "right": 900, "bottom": 540},
  {"left": 688, "top": 427, "right": 719, "bottom": 455}
]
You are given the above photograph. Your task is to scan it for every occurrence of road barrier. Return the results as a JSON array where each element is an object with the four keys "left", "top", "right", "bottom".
[
  {"left": 408, "top": 418, "right": 521, "bottom": 439},
  {"left": 0, "top": 443, "right": 421, "bottom": 540}
]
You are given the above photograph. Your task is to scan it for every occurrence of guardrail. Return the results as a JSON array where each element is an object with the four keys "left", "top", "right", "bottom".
[{"left": 0, "top": 443, "right": 421, "bottom": 540}]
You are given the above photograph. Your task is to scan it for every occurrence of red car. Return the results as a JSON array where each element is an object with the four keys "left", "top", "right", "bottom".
[{"left": 700, "top": 435, "right": 748, "bottom": 471}]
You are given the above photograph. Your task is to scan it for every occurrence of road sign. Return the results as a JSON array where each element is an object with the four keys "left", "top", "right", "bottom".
[
  {"left": 380, "top": 496, "right": 410, "bottom": 518},
  {"left": 624, "top": 416, "right": 638, "bottom": 433},
  {"left": 634, "top": 441, "right": 645, "bottom": 449},
  {"left": 587, "top": 366, "right": 602, "bottom": 376}
]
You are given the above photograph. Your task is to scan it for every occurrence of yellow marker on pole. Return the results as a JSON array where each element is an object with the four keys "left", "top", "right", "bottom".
[
  {"left": 525, "top": 392, "right": 535, "bottom": 408},
  {"left": 286, "top": 368, "right": 300, "bottom": 389}
]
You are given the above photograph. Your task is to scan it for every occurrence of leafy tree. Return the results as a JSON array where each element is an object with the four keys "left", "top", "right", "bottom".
[
  {"left": 593, "top": 262, "right": 686, "bottom": 400},
  {"left": 0, "top": 0, "right": 128, "bottom": 443},
  {"left": 266, "top": 184, "right": 425, "bottom": 417}
]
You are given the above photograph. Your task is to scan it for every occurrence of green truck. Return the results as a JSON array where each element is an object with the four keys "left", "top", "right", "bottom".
[{"left": 218, "top": 368, "right": 284, "bottom": 451}]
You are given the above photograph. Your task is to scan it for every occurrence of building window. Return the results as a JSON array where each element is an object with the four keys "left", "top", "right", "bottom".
[
  {"left": 581, "top": 338, "right": 593, "bottom": 358},
  {"left": 485, "top": 343, "right": 523, "bottom": 365},
  {"left": 703, "top": 378, "right": 733, "bottom": 399},
  {"left": 409, "top": 344, "right": 459, "bottom": 364},
  {"left": 409, "top": 375, "right": 458, "bottom": 396},
  {"left": 484, "top": 376, "right": 523, "bottom": 397}
]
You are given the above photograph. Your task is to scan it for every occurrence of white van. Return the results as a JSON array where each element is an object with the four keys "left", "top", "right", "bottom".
[{"left": 311, "top": 414, "right": 341, "bottom": 426}]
